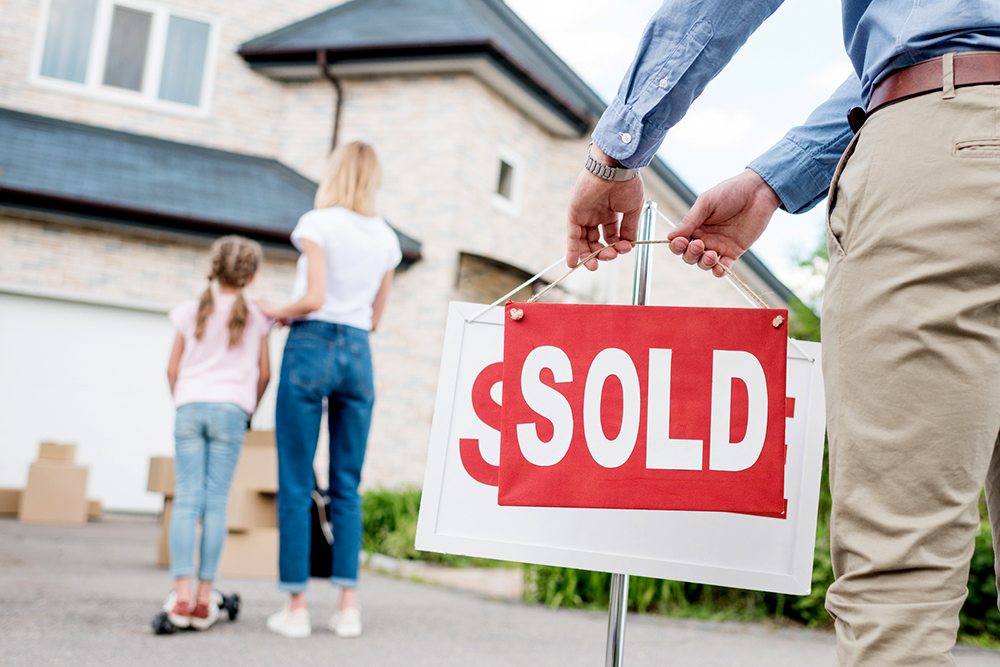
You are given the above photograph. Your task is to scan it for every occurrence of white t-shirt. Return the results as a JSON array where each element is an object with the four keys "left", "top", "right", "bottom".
[{"left": 290, "top": 207, "right": 402, "bottom": 331}]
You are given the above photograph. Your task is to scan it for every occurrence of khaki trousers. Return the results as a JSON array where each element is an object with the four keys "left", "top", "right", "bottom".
[{"left": 823, "top": 74, "right": 1000, "bottom": 666}]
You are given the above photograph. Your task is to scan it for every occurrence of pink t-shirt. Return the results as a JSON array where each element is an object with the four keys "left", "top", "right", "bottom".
[{"left": 169, "top": 294, "right": 273, "bottom": 415}]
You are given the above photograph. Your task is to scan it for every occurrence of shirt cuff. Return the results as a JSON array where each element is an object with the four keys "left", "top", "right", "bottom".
[
  {"left": 747, "top": 137, "right": 834, "bottom": 215},
  {"left": 591, "top": 97, "right": 665, "bottom": 169}
]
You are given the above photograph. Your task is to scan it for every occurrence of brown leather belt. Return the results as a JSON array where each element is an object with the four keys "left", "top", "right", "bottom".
[{"left": 847, "top": 51, "right": 1000, "bottom": 133}]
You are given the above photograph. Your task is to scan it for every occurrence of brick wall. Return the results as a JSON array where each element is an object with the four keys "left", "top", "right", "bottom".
[
  {"left": 1, "top": 1, "right": 774, "bottom": 493},
  {"left": 0, "top": 0, "right": 340, "bottom": 159},
  {"left": 0, "top": 214, "right": 297, "bottom": 308}
]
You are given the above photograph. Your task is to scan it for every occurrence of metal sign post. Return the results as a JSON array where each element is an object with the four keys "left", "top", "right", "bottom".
[{"left": 604, "top": 199, "right": 657, "bottom": 667}]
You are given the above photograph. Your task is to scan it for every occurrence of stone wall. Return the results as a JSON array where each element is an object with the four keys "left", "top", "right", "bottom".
[{"left": 1, "top": 0, "right": 778, "bottom": 494}]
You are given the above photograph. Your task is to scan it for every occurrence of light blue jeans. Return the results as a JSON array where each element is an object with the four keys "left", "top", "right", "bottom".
[{"left": 170, "top": 402, "right": 247, "bottom": 581}]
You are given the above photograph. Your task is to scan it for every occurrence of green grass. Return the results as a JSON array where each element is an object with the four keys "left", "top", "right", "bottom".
[
  {"left": 362, "top": 477, "right": 1000, "bottom": 648},
  {"left": 361, "top": 486, "right": 514, "bottom": 568}
]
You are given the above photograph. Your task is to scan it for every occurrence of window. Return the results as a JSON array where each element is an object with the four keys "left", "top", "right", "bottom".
[
  {"left": 492, "top": 147, "right": 523, "bottom": 216},
  {"left": 35, "top": 0, "right": 216, "bottom": 112},
  {"left": 455, "top": 253, "right": 564, "bottom": 304},
  {"left": 496, "top": 160, "right": 514, "bottom": 200}
]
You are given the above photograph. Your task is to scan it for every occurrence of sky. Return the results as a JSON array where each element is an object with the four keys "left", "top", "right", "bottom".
[{"left": 503, "top": 0, "right": 852, "bottom": 298}]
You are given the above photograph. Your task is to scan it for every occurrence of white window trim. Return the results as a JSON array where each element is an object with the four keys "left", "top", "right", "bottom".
[
  {"left": 29, "top": 0, "right": 220, "bottom": 117},
  {"left": 492, "top": 145, "right": 524, "bottom": 217}
]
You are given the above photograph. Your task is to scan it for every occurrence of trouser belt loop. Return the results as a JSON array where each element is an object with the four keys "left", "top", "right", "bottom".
[{"left": 942, "top": 52, "right": 956, "bottom": 99}]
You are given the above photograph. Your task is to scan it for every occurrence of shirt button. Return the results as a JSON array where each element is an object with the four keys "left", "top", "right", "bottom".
[
  {"left": 659, "top": 77, "right": 668, "bottom": 88},
  {"left": 620, "top": 132, "right": 632, "bottom": 144}
]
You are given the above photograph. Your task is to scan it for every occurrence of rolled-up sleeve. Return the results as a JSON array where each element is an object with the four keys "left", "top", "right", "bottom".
[
  {"left": 593, "top": 0, "right": 785, "bottom": 168},
  {"left": 747, "top": 74, "right": 861, "bottom": 213}
]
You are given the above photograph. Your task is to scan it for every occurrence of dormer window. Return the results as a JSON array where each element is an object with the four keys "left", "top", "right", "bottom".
[{"left": 34, "top": 0, "right": 217, "bottom": 113}]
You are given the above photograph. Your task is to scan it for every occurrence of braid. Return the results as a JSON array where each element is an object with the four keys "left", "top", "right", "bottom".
[
  {"left": 205, "top": 235, "right": 262, "bottom": 347},
  {"left": 228, "top": 292, "right": 249, "bottom": 347},
  {"left": 194, "top": 285, "right": 214, "bottom": 340}
]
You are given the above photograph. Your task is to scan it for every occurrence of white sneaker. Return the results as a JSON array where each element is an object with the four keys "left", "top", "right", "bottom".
[
  {"left": 267, "top": 605, "right": 311, "bottom": 638},
  {"left": 329, "top": 606, "right": 362, "bottom": 638}
]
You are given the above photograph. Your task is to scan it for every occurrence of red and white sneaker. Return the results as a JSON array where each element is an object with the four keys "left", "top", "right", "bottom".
[
  {"left": 189, "top": 594, "right": 220, "bottom": 631},
  {"left": 166, "top": 594, "right": 192, "bottom": 629}
]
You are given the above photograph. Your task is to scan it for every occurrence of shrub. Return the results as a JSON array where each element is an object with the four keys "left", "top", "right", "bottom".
[{"left": 361, "top": 467, "right": 999, "bottom": 645}]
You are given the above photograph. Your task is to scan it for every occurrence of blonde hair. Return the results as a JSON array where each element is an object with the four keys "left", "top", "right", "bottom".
[
  {"left": 314, "top": 141, "right": 382, "bottom": 216},
  {"left": 195, "top": 235, "right": 263, "bottom": 347}
]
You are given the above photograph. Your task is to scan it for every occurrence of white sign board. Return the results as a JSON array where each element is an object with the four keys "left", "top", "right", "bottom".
[{"left": 416, "top": 301, "right": 826, "bottom": 594}]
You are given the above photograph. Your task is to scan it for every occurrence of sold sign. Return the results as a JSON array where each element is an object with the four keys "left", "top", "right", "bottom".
[{"left": 497, "top": 302, "right": 788, "bottom": 516}]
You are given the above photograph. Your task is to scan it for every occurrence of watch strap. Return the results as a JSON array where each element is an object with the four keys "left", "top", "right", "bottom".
[{"left": 583, "top": 149, "right": 638, "bottom": 181}]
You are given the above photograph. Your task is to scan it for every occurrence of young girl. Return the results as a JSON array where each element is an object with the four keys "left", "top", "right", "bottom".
[
  {"left": 260, "top": 141, "right": 400, "bottom": 639},
  {"left": 165, "top": 235, "right": 272, "bottom": 630}
]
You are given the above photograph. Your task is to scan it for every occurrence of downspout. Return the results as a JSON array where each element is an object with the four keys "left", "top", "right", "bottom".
[{"left": 317, "top": 50, "right": 343, "bottom": 152}]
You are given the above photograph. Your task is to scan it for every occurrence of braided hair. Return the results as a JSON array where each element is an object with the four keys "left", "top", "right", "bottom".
[{"left": 194, "top": 235, "right": 263, "bottom": 347}]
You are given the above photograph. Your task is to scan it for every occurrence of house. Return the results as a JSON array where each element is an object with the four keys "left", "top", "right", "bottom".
[{"left": 0, "top": 0, "right": 795, "bottom": 511}]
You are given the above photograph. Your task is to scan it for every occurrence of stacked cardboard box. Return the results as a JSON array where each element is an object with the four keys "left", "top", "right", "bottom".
[
  {"left": 148, "top": 431, "right": 279, "bottom": 578},
  {"left": 19, "top": 443, "right": 89, "bottom": 525},
  {"left": 2, "top": 488, "right": 101, "bottom": 519},
  {"left": 147, "top": 456, "right": 175, "bottom": 567},
  {"left": 0, "top": 488, "right": 23, "bottom": 516},
  {"left": 219, "top": 430, "right": 279, "bottom": 578}
]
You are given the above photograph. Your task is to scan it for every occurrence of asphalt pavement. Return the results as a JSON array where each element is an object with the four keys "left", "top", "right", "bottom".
[{"left": 2, "top": 514, "right": 999, "bottom": 666}]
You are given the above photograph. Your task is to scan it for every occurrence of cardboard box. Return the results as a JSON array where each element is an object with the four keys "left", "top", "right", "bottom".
[
  {"left": 243, "top": 430, "right": 276, "bottom": 449},
  {"left": 0, "top": 488, "right": 21, "bottom": 516},
  {"left": 227, "top": 487, "right": 277, "bottom": 532},
  {"left": 38, "top": 442, "right": 77, "bottom": 463},
  {"left": 158, "top": 497, "right": 172, "bottom": 567},
  {"left": 218, "top": 528, "right": 279, "bottom": 578},
  {"left": 87, "top": 499, "right": 102, "bottom": 521},
  {"left": 147, "top": 457, "right": 175, "bottom": 497},
  {"left": 18, "top": 461, "right": 88, "bottom": 525},
  {"left": 232, "top": 433, "right": 278, "bottom": 493}
]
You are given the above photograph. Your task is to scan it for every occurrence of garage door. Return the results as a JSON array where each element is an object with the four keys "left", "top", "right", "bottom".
[{"left": 0, "top": 292, "right": 181, "bottom": 511}]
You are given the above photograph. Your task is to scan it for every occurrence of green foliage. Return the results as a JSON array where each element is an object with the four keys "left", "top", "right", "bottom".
[
  {"left": 361, "top": 487, "right": 510, "bottom": 568},
  {"left": 786, "top": 295, "right": 821, "bottom": 343},
  {"left": 521, "top": 442, "right": 836, "bottom": 626},
  {"left": 960, "top": 522, "right": 1000, "bottom": 644},
  {"left": 362, "top": 472, "right": 997, "bottom": 644}
]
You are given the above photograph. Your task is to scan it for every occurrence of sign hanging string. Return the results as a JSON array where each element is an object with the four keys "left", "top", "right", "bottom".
[{"left": 464, "top": 207, "right": 816, "bottom": 362}]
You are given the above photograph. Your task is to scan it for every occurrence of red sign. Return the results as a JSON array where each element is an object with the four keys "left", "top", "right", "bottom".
[{"left": 497, "top": 302, "right": 788, "bottom": 516}]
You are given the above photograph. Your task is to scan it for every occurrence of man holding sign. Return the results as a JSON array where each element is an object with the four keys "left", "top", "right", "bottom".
[{"left": 567, "top": 2, "right": 1000, "bottom": 666}]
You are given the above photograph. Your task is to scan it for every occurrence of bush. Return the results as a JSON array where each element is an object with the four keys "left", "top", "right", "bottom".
[
  {"left": 361, "top": 487, "right": 510, "bottom": 568},
  {"left": 361, "top": 471, "right": 999, "bottom": 644}
]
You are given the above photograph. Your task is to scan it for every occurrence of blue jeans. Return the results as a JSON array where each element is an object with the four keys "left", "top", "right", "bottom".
[
  {"left": 170, "top": 402, "right": 247, "bottom": 581},
  {"left": 275, "top": 321, "right": 374, "bottom": 592}
]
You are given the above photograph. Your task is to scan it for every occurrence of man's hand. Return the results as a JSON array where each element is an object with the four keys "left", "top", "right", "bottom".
[
  {"left": 566, "top": 145, "right": 645, "bottom": 271},
  {"left": 666, "top": 169, "right": 782, "bottom": 277}
]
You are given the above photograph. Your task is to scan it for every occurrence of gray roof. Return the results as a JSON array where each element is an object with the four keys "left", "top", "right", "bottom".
[
  {"left": 0, "top": 108, "right": 422, "bottom": 261},
  {"left": 239, "top": 0, "right": 606, "bottom": 134}
]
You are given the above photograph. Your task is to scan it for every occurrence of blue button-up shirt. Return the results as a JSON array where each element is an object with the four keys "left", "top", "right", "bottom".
[{"left": 592, "top": 1, "right": 1000, "bottom": 214}]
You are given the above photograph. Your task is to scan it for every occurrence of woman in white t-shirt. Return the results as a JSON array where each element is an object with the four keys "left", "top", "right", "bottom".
[{"left": 259, "top": 142, "right": 401, "bottom": 639}]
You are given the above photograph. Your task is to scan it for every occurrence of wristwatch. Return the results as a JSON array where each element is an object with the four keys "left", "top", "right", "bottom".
[{"left": 583, "top": 144, "right": 638, "bottom": 181}]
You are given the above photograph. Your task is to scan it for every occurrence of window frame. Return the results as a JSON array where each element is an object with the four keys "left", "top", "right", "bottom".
[
  {"left": 492, "top": 145, "right": 524, "bottom": 216},
  {"left": 30, "top": 0, "right": 219, "bottom": 116}
]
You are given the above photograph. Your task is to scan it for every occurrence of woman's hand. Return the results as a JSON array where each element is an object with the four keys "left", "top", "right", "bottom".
[
  {"left": 253, "top": 240, "right": 327, "bottom": 323},
  {"left": 256, "top": 300, "right": 289, "bottom": 326}
]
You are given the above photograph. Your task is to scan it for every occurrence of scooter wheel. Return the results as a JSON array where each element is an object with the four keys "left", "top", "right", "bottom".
[
  {"left": 223, "top": 593, "right": 241, "bottom": 621},
  {"left": 152, "top": 611, "right": 176, "bottom": 635}
]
